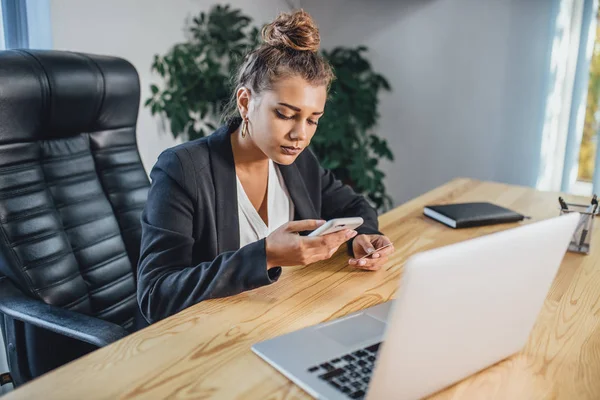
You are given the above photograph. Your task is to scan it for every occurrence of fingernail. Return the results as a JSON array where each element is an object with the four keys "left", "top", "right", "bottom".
[
  {"left": 372, "top": 253, "right": 381, "bottom": 258},
  {"left": 349, "top": 259, "right": 357, "bottom": 265},
  {"left": 346, "top": 230, "right": 357, "bottom": 238},
  {"left": 358, "top": 260, "right": 366, "bottom": 266},
  {"left": 367, "top": 248, "right": 375, "bottom": 253},
  {"left": 317, "top": 220, "right": 326, "bottom": 226}
]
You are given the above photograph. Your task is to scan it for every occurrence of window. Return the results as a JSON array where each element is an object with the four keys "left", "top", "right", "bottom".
[
  {"left": 0, "top": 0, "right": 52, "bottom": 51},
  {"left": 546, "top": 0, "right": 599, "bottom": 195},
  {"left": 1, "top": 0, "right": 29, "bottom": 49},
  {"left": 0, "top": 0, "right": 5, "bottom": 50},
  {"left": 576, "top": 5, "right": 600, "bottom": 189}
]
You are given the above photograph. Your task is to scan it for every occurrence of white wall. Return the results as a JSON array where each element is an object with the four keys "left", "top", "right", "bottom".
[
  {"left": 26, "top": 0, "right": 53, "bottom": 49},
  {"left": 303, "top": 0, "right": 558, "bottom": 205},
  {"left": 50, "top": 0, "right": 291, "bottom": 172},
  {"left": 49, "top": 0, "right": 561, "bottom": 205}
]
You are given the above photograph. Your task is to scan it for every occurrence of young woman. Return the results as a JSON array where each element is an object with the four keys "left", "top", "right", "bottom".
[{"left": 137, "top": 10, "right": 394, "bottom": 323}]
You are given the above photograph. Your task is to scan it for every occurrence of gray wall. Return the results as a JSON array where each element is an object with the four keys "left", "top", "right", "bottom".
[
  {"left": 51, "top": 0, "right": 560, "bottom": 205},
  {"left": 303, "top": 0, "right": 558, "bottom": 205}
]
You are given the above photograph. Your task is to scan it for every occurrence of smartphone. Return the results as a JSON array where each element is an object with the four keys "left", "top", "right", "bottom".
[{"left": 308, "top": 217, "right": 364, "bottom": 237}]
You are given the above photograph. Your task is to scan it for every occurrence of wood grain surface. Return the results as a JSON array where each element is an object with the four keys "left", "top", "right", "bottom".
[{"left": 5, "top": 178, "right": 600, "bottom": 399}]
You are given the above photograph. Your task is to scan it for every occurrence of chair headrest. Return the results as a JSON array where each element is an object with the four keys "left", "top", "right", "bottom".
[{"left": 0, "top": 50, "right": 140, "bottom": 145}]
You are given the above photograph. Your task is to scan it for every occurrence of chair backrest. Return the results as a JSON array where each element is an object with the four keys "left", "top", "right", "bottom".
[{"left": 0, "top": 50, "right": 149, "bottom": 331}]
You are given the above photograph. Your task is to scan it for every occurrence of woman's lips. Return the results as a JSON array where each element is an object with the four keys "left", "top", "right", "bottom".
[{"left": 281, "top": 146, "right": 302, "bottom": 155}]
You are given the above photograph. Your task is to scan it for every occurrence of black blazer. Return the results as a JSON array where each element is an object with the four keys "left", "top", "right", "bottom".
[{"left": 137, "top": 123, "right": 381, "bottom": 323}]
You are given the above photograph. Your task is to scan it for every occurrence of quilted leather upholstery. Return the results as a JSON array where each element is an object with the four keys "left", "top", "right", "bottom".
[{"left": 0, "top": 50, "right": 149, "bottom": 380}]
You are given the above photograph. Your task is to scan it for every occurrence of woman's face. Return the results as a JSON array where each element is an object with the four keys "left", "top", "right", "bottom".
[{"left": 239, "top": 76, "right": 327, "bottom": 165}]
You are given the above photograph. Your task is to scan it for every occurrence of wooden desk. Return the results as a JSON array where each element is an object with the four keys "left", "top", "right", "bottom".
[{"left": 5, "top": 178, "right": 600, "bottom": 399}]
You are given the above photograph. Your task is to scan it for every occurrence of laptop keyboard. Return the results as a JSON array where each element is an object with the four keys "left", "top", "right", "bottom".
[{"left": 306, "top": 342, "right": 381, "bottom": 399}]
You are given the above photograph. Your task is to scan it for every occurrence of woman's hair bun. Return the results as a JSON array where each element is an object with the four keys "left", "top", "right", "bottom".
[{"left": 262, "top": 10, "right": 321, "bottom": 53}]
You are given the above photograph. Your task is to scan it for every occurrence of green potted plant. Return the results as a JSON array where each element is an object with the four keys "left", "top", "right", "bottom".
[{"left": 146, "top": 5, "right": 394, "bottom": 211}]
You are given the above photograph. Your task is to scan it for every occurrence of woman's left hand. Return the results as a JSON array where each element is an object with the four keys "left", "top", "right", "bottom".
[{"left": 349, "top": 234, "right": 395, "bottom": 271}]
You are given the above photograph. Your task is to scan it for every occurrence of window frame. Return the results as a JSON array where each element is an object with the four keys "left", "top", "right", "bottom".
[{"left": 0, "top": 0, "right": 6, "bottom": 50}]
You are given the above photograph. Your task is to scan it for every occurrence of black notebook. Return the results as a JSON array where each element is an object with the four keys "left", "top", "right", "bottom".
[{"left": 423, "top": 202, "right": 525, "bottom": 229}]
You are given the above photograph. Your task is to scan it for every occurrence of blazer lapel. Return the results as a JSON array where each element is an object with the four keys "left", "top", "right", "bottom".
[
  {"left": 279, "top": 163, "right": 319, "bottom": 221},
  {"left": 207, "top": 122, "right": 320, "bottom": 250},
  {"left": 207, "top": 126, "right": 240, "bottom": 253}
]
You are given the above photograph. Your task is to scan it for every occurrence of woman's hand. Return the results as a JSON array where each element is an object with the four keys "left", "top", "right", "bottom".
[
  {"left": 349, "top": 234, "right": 395, "bottom": 271},
  {"left": 265, "top": 220, "right": 357, "bottom": 268}
]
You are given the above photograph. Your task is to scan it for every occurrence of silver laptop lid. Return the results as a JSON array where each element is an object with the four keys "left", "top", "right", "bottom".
[{"left": 367, "top": 213, "right": 580, "bottom": 400}]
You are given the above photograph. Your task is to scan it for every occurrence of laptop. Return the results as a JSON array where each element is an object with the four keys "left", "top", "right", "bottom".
[{"left": 252, "top": 212, "right": 580, "bottom": 400}]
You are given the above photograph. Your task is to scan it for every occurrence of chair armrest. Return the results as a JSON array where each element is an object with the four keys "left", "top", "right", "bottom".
[{"left": 0, "top": 277, "right": 129, "bottom": 347}]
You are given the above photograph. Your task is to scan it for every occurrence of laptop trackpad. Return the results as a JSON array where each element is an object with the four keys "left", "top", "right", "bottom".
[{"left": 317, "top": 314, "right": 386, "bottom": 347}]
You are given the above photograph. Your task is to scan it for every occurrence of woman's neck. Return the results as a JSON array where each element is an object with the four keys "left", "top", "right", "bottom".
[{"left": 230, "top": 125, "right": 269, "bottom": 173}]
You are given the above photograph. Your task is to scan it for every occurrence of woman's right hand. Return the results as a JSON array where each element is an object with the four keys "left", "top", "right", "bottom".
[{"left": 265, "top": 220, "right": 358, "bottom": 268}]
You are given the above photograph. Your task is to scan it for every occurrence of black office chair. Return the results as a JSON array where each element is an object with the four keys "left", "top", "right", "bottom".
[{"left": 0, "top": 50, "right": 150, "bottom": 386}]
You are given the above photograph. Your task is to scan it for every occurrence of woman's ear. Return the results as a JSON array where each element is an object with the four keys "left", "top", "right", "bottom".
[{"left": 236, "top": 87, "right": 251, "bottom": 119}]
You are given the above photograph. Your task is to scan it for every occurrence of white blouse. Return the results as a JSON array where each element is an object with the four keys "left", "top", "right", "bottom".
[{"left": 237, "top": 159, "right": 294, "bottom": 248}]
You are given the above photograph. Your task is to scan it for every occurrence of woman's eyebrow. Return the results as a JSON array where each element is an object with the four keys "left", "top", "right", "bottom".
[{"left": 278, "top": 102, "right": 324, "bottom": 115}]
